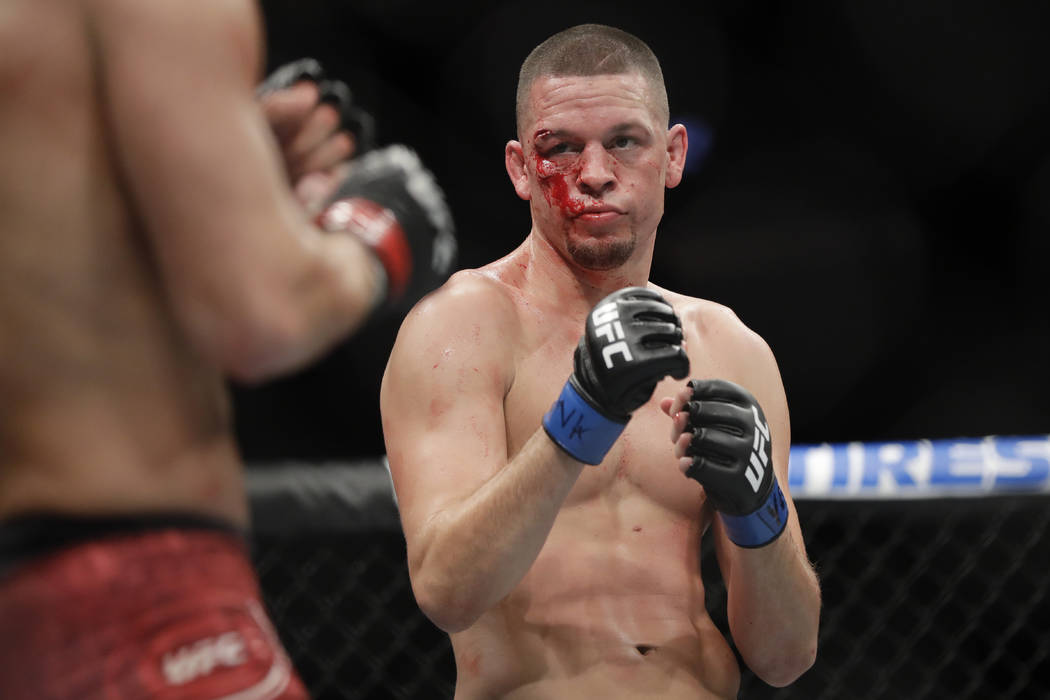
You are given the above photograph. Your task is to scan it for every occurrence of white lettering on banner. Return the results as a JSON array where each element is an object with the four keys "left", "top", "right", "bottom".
[
  {"left": 990, "top": 439, "right": 1046, "bottom": 484},
  {"left": 787, "top": 436, "right": 1050, "bottom": 499}
]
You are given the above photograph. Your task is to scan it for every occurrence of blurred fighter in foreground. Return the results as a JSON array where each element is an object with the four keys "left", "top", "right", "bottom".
[
  {"left": 382, "top": 24, "right": 818, "bottom": 698},
  {"left": 0, "top": 1, "right": 453, "bottom": 698}
]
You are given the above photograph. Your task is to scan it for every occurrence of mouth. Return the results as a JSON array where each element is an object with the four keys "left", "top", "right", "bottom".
[{"left": 574, "top": 206, "right": 625, "bottom": 223}]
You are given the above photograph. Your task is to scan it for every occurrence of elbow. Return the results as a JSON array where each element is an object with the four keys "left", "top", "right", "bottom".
[
  {"left": 175, "top": 240, "right": 374, "bottom": 383},
  {"left": 173, "top": 284, "right": 309, "bottom": 384},
  {"left": 209, "top": 303, "right": 309, "bottom": 385},
  {"left": 411, "top": 570, "right": 485, "bottom": 634},
  {"left": 416, "top": 597, "right": 478, "bottom": 635},
  {"left": 404, "top": 510, "right": 497, "bottom": 634},
  {"left": 736, "top": 606, "right": 819, "bottom": 687},
  {"left": 408, "top": 541, "right": 487, "bottom": 634},
  {"left": 223, "top": 320, "right": 304, "bottom": 384},
  {"left": 750, "top": 641, "right": 817, "bottom": 688}
]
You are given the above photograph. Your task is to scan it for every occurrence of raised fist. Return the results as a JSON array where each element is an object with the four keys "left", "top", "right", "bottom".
[
  {"left": 544, "top": 287, "right": 689, "bottom": 465},
  {"left": 679, "top": 379, "right": 787, "bottom": 547},
  {"left": 257, "top": 58, "right": 376, "bottom": 198},
  {"left": 315, "top": 145, "right": 457, "bottom": 313}
]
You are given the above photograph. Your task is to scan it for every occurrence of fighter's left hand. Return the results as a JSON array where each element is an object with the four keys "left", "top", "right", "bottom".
[{"left": 661, "top": 379, "right": 788, "bottom": 548}]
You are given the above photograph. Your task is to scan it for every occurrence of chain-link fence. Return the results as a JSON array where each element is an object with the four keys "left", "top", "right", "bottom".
[{"left": 250, "top": 465, "right": 1050, "bottom": 699}]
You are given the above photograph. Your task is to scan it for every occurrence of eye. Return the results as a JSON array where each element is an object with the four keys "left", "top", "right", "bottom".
[
  {"left": 609, "top": 135, "right": 636, "bottom": 149},
  {"left": 546, "top": 142, "right": 576, "bottom": 156}
]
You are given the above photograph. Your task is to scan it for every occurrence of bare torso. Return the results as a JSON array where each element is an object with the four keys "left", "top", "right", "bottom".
[
  {"left": 448, "top": 247, "right": 741, "bottom": 699},
  {"left": 0, "top": 0, "right": 247, "bottom": 524}
]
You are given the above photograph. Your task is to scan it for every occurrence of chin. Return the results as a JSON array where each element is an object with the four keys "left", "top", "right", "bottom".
[{"left": 566, "top": 233, "right": 636, "bottom": 270}]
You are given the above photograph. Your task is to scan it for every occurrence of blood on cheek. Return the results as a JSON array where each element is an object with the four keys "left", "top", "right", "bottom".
[{"left": 532, "top": 152, "right": 585, "bottom": 216}]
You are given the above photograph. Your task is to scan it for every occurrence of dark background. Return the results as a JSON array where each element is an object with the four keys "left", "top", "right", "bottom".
[{"left": 235, "top": 0, "right": 1050, "bottom": 464}]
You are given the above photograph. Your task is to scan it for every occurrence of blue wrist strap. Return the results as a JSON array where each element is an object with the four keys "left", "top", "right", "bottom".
[
  {"left": 542, "top": 380, "right": 627, "bottom": 465},
  {"left": 720, "top": 478, "right": 788, "bottom": 548}
]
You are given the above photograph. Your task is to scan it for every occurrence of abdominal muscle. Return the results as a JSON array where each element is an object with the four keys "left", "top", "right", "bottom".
[{"left": 449, "top": 498, "right": 741, "bottom": 700}]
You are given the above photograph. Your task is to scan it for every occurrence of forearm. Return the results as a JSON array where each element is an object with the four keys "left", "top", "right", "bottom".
[
  {"left": 723, "top": 523, "right": 820, "bottom": 686},
  {"left": 411, "top": 430, "right": 584, "bottom": 633},
  {"left": 668, "top": 375, "right": 819, "bottom": 685},
  {"left": 221, "top": 226, "right": 381, "bottom": 383}
]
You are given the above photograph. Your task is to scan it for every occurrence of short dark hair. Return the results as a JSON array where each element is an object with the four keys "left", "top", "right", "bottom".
[{"left": 515, "top": 24, "right": 669, "bottom": 137}]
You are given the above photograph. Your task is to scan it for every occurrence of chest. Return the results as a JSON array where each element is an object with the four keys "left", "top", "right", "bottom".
[{"left": 503, "top": 316, "right": 705, "bottom": 517}]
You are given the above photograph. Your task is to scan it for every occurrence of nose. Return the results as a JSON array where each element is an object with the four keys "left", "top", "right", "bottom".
[{"left": 576, "top": 142, "right": 615, "bottom": 196}]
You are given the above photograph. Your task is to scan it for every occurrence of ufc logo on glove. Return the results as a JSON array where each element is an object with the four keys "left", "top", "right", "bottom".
[
  {"left": 746, "top": 406, "right": 771, "bottom": 493},
  {"left": 543, "top": 287, "right": 689, "bottom": 465},
  {"left": 684, "top": 379, "right": 788, "bottom": 548},
  {"left": 591, "top": 302, "right": 633, "bottom": 368}
]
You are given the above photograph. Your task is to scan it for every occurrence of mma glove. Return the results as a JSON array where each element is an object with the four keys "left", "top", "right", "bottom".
[
  {"left": 315, "top": 145, "right": 457, "bottom": 313},
  {"left": 259, "top": 59, "right": 456, "bottom": 314},
  {"left": 682, "top": 379, "right": 788, "bottom": 548},
  {"left": 543, "top": 287, "right": 690, "bottom": 465}
]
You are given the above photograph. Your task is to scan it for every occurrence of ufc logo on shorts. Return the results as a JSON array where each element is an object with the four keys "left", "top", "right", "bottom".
[
  {"left": 746, "top": 406, "right": 771, "bottom": 492},
  {"left": 592, "top": 302, "right": 633, "bottom": 369},
  {"left": 161, "top": 631, "right": 247, "bottom": 686}
]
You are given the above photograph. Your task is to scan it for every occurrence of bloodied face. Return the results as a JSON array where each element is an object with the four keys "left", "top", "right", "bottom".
[{"left": 508, "top": 72, "right": 685, "bottom": 271}]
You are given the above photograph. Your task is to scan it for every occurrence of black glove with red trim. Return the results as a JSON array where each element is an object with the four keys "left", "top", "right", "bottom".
[{"left": 315, "top": 145, "right": 457, "bottom": 312}]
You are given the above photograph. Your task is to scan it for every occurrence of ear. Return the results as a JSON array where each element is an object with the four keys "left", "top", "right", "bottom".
[
  {"left": 505, "top": 140, "right": 531, "bottom": 201},
  {"left": 664, "top": 123, "right": 688, "bottom": 189}
]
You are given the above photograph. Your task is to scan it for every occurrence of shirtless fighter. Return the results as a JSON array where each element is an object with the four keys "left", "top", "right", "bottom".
[
  {"left": 381, "top": 24, "right": 820, "bottom": 698},
  {"left": 0, "top": 1, "right": 452, "bottom": 698}
]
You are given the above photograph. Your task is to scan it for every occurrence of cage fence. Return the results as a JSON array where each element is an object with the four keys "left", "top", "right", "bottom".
[{"left": 249, "top": 436, "right": 1050, "bottom": 699}]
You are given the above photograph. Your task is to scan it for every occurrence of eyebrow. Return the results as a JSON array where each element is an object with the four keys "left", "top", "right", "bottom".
[{"left": 533, "top": 129, "right": 568, "bottom": 143}]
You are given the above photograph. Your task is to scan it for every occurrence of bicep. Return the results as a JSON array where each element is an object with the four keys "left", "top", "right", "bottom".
[
  {"left": 380, "top": 295, "right": 512, "bottom": 549},
  {"left": 91, "top": 0, "right": 306, "bottom": 319}
]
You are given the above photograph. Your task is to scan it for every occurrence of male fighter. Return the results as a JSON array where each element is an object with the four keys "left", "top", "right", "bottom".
[
  {"left": 0, "top": 1, "right": 452, "bottom": 698},
  {"left": 382, "top": 23, "right": 819, "bottom": 698}
]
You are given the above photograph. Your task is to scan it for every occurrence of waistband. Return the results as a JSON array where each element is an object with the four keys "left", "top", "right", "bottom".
[{"left": 0, "top": 511, "right": 245, "bottom": 577}]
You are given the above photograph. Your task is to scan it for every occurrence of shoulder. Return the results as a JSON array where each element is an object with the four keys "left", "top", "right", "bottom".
[
  {"left": 89, "top": 0, "right": 259, "bottom": 24},
  {"left": 656, "top": 284, "right": 790, "bottom": 441},
  {"left": 385, "top": 268, "right": 520, "bottom": 383},
  {"left": 88, "top": 0, "right": 262, "bottom": 79},
  {"left": 656, "top": 285, "right": 769, "bottom": 351},
  {"left": 654, "top": 284, "right": 781, "bottom": 381},
  {"left": 401, "top": 268, "right": 520, "bottom": 338}
]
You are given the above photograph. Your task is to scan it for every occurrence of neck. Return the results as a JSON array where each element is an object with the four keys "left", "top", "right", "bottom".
[{"left": 520, "top": 228, "right": 655, "bottom": 310}]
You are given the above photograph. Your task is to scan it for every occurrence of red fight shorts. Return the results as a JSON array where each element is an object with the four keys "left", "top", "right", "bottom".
[{"left": 0, "top": 516, "right": 309, "bottom": 700}]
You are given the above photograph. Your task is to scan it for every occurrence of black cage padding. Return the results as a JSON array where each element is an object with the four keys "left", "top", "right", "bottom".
[{"left": 247, "top": 466, "right": 1050, "bottom": 699}]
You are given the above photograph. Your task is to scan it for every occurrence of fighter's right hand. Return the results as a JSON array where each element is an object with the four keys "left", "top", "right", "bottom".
[
  {"left": 543, "top": 287, "right": 690, "bottom": 465},
  {"left": 257, "top": 58, "right": 376, "bottom": 198}
]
